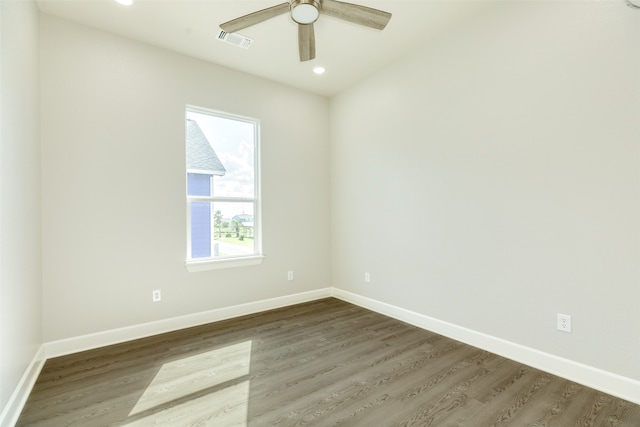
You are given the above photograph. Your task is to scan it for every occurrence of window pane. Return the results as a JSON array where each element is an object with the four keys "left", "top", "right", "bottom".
[
  {"left": 212, "top": 202, "right": 255, "bottom": 258},
  {"left": 187, "top": 111, "right": 255, "bottom": 198}
]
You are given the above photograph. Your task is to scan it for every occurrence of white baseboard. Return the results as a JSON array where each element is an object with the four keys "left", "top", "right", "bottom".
[
  {"left": 45, "top": 288, "right": 332, "bottom": 358},
  {"left": 331, "top": 288, "right": 640, "bottom": 405},
  {"left": 0, "top": 345, "right": 46, "bottom": 427}
]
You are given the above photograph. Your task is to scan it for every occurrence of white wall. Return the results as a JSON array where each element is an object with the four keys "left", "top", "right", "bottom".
[
  {"left": 0, "top": 0, "right": 42, "bottom": 416},
  {"left": 40, "top": 15, "right": 331, "bottom": 342},
  {"left": 331, "top": 1, "right": 640, "bottom": 381}
]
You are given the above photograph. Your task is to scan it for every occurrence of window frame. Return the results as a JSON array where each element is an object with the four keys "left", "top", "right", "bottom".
[{"left": 185, "top": 105, "right": 263, "bottom": 272}]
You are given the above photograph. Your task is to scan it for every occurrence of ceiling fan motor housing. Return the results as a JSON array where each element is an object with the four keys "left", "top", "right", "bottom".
[{"left": 291, "top": 0, "right": 321, "bottom": 24}]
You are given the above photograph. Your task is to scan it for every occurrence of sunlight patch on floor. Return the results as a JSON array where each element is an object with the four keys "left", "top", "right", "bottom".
[
  {"left": 123, "top": 380, "right": 250, "bottom": 426},
  {"left": 125, "top": 340, "right": 252, "bottom": 424}
]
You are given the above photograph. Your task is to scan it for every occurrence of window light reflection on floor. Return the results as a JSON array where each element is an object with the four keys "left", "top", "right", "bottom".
[{"left": 124, "top": 340, "right": 252, "bottom": 425}]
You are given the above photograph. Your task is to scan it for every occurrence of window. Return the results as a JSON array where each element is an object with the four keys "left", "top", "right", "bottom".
[{"left": 185, "top": 107, "right": 262, "bottom": 271}]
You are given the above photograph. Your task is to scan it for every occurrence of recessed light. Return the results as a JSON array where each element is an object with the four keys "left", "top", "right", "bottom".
[
  {"left": 115, "top": 0, "right": 134, "bottom": 6},
  {"left": 313, "top": 66, "right": 326, "bottom": 75}
]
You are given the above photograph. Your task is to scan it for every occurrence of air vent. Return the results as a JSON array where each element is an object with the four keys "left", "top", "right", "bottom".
[{"left": 216, "top": 29, "right": 253, "bottom": 49}]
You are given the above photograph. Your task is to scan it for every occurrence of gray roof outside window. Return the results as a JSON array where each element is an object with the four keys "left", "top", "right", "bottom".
[{"left": 186, "top": 118, "right": 226, "bottom": 176}]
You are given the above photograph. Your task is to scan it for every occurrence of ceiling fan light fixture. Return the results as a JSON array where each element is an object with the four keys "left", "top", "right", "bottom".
[{"left": 291, "top": 0, "right": 320, "bottom": 24}]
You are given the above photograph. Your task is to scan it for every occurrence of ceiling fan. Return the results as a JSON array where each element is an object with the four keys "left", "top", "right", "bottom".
[{"left": 219, "top": 0, "right": 392, "bottom": 62}]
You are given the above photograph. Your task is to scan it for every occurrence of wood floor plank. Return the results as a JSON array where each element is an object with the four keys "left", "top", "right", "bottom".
[{"left": 17, "top": 298, "right": 640, "bottom": 426}]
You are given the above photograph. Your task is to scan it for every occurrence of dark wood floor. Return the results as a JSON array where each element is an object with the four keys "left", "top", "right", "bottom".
[{"left": 17, "top": 298, "right": 640, "bottom": 426}]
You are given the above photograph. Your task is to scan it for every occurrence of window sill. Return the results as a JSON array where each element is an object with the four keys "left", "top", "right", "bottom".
[{"left": 185, "top": 255, "right": 265, "bottom": 272}]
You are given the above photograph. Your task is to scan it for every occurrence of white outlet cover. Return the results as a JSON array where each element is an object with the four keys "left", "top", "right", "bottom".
[{"left": 557, "top": 313, "right": 571, "bottom": 332}]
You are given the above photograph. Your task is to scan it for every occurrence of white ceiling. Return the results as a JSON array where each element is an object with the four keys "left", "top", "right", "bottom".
[{"left": 36, "top": 0, "right": 492, "bottom": 97}]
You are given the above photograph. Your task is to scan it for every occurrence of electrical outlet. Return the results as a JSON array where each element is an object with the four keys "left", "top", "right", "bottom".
[
  {"left": 364, "top": 272, "right": 370, "bottom": 283},
  {"left": 152, "top": 289, "right": 162, "bottom": 302},
  {"left": 557, "top": 313, "right": 571, "bottom": 333},
  {"left": 287, "top": 271, "right": 294, "bottom": 281}
]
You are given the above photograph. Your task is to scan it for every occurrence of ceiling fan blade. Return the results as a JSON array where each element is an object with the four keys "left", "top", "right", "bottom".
[
  {"left": 220, "top": 2, "right": 290, "bottom": 33},
  {"left": 320, "top": 0, "right": 391, "bottom": 30},
  {"left": 298, "top": 23, "right": 316, "bottom": 62}
]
